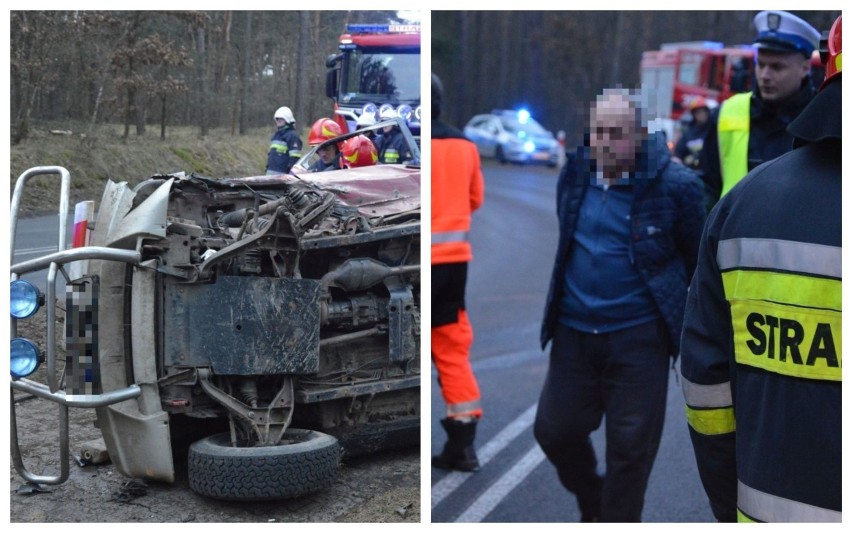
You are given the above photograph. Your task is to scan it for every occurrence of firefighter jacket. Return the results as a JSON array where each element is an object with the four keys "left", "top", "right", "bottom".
[
  {"left": 540, "top": 133, "right": 705, "bottom": 356},
  {"left": 679, "top": 78, "right": 841, "bottom": 522},
  {"left": 700, "top": 80, "right": 814, "bottom": 203},
  {"left": 432, "top": 120, "right": 484, "bottom": 265},
  {"left": 266, "top": 125, "right": 303, "bottom": 174},
  {"left": 374, "top": 127, "right": 411, "bottom": 164}
]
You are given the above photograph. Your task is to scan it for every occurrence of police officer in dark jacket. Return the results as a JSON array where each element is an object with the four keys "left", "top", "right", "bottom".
[
  {"left": 680, "top": 15, "right": 841, "bottom": 523},
  {"left": 535, "top": 88, "right": 705, "bottom": 522},
  {"left": 266, "top": 106, "right": 303, "bottom": 175},
  {"left": 701, "top": 11, "right": 819, "bottom": 205}
]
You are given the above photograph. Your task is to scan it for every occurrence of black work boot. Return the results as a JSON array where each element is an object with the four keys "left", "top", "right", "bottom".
[{"left": 432, "top": 417, "right": 481, "bottom": 472}]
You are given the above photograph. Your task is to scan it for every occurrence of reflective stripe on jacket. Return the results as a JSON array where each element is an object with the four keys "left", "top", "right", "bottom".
[
  {"left": 680, "top": 137, "right": 841, "bottom": 522},
  {"left": 432, "top": 120, "right": 484, "bottom": 265},
  {"left": 717, "top": 92, "right": 751, "bottom": 197}
]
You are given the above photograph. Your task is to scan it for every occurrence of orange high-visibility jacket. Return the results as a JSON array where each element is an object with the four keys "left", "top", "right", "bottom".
[{"left": 432, "top": 120, "right": 484, "bottom": 265}]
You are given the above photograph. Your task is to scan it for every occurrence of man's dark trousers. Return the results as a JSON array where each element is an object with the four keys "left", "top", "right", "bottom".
[{"left": 534, "top": 319, "right": 670, "bottom": 522}]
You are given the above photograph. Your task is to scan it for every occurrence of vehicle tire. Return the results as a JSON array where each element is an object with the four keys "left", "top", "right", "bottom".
[
  {"left": 188, "top": 429, "right": 340, "bottom": 501},
  {"left": 496, "top": 145, "right": 508, "bottom": 164}
]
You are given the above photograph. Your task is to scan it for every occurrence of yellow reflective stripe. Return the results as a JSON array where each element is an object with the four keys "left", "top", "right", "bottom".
[
  {"left": 835, "top": 51, "right": 842, "bottom": 74},
  {"left": 718, "top": 92, "right": 751, "bottom": 196},
  {"left": 729, "top": 299, "right": 841, "bottom": 381},
  {"left": 685, "top": 405, "right": 735, "bottom": 435},
  {"left": 682, "top": 377, "right": 732, "bottom": 408},
  {"left": 737, "top": 509, "right": 757, "bottom": 523},
  {"left": 270, "top": 140, "right": 288, "bottom": 154},
  {"left": 738, "top": 480, "right": 842, "bottom": 522},
  {"left": 717, "top": 238, "right": 842, "bottom": 279},
  {"left": 722, "top": 270, "right": 841, "bottom": 311},
  {"left": 383, "top": 148, "right": 400, "bottom": 163}
]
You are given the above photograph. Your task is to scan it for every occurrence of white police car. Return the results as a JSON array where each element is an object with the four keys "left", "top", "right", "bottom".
[{"left": 463, "top": 109, "right": 560, "bottom": 167}]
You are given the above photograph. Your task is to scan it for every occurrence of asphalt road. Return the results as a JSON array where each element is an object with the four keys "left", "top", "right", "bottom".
[
  {"left": 429, "top": 159, "right": 716, "bottom": 523},
  {"left": 11, "top": 212, "right": 75, "bottom": 292}
]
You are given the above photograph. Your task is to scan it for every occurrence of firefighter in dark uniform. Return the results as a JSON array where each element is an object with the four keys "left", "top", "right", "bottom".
[
  {"left": 306, "top": 118, "right": 342, "bottom": 173},
  {"left": 701, "top": 11, "right": 819, "bottom": 205},
  {"left": 373, "top": 108, "right": 411, "bottom": 164},
  {"left": 266, "top": 106, "right": 303, "bottom": 175},
  {"left": 680, "top": 15, "right": 841, "bottom": 523}
]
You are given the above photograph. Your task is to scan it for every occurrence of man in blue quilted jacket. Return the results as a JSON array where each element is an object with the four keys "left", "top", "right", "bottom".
[{"left": 534, "top": 88, "right": 706, "bottom": 522}]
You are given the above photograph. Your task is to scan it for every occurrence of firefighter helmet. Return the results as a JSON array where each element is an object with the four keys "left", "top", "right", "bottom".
[
  {"left": 356, "top": 112, "right": 376, "bottom": 129},
  {"left": 274, "top": 106, "right": 295, "bottom": 124},
  {"left": 341, "top": 135, "right": 378, "bottom": 168},
  {"left": 821, "top": 16, "right": 842, "bottom": 89},
  {"left": 378, "top": 105, "right": 397, "bottom": 121},
  {"left": 688, "top": 96, "right": 709, "bottom": 112},
  {"left": 308, "top": 118, "right": 342, "bottom": 146}
]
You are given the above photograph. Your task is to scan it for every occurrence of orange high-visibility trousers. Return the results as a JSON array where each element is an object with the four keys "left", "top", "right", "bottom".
[{"left": 432, "top": 309, "right": 482, "bottom": 418}]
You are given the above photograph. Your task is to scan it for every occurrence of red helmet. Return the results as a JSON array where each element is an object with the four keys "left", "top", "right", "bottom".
[
  {"left": 308, "top": 118, "right": 342, "bottom": 145},
  {"left": 821, "top": 16, "right": 842, "bottom": 90},
  {"left": 687, "top": 96, "right": 708, "bottom": 112},
  {"left": 340, "top": 135, "right": 378, "bottom": 168}
]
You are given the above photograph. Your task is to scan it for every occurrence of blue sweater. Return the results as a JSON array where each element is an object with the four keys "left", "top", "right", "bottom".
[
  {"left": 559, "top": 182, "right": 658, "bottom": 333},
  {"left": 541, "top": 133, "right": 706, "bottom": 357}
]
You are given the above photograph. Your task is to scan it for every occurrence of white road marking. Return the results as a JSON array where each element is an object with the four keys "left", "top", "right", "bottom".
[
  {"left": 431, "top": 402, "right": 538, "bottom": 510},
  {"left": 13, "top": 246, "right": 59, "bottom": 257},
  {"left": 455, "top": 444, "right": 546, "bottom": 523}
]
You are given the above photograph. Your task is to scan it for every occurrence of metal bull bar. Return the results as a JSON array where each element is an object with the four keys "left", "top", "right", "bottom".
[{"left": 10, "top": 166, "right": 143, "bottom": 485}]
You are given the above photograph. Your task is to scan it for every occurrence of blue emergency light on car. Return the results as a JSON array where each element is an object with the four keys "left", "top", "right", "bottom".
[
  {"left": 11, "top": 338, "right": 42, "bottom": 379},
  {"left": 517, "top": 109, "right": 531, "bottom": 125},
  {"left": 10, "top": 279, "right": 43, "bottom": 319},
  {"left": 523, "top": 141, "right": 536, "bottom": 153}
]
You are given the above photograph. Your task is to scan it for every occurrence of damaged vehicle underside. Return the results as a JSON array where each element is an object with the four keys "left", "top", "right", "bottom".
[{"left": 11, "top": 123, "right": 420, "bottom": 501}]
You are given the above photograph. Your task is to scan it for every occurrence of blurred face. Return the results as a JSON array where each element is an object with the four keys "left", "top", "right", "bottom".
[
  {"left": 589, "top": 93, "right": 643, "bottom": 176},
  {"left": 756, "top": 50, "right": 810, "bottom": 103},
  {"left": 275, "top": 118, "right": 286, "bottom": 128},
  {"left": 383, "top": 125, "right": 393, "bottom": 134},
  {"left": 692, "top": 107, "right": 709, "bottom": 125},
  {"left": 318, "top": 144, "right": 338, "bottom": 164}
]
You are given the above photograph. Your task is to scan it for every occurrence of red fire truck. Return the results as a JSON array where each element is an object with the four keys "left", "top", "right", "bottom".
[
  {"left": 640, "top": 41, "right": 755, "bottom": 141},
  {"left": 325, "top": 24, "right": 421, "bottom": 137},
  {"left": 641, "top": 41, "right": 824, "bottom": 143}
]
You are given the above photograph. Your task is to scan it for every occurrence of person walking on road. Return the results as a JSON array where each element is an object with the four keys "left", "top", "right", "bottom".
[
  {"left": 534, "top": 88, "right": 705, "bottom": 522},
  {"left": 266, "top": 106, "right": 303, "bottom": 175},
  {"left": 431, "top": 72, "right": 485, "bottom": 472},
  {"left": 701, "top": 10, "right": 820, "bottom": 204},
  {"left": 679, "top": 15, "right": 842, "bottom": 523}
]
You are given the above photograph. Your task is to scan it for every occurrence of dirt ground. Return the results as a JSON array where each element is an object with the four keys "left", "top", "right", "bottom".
[{"left": 9, "top": 314, "right": 421, "bottom": 523}]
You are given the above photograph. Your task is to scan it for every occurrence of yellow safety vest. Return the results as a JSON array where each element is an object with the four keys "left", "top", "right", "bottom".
[{"left": 717, "top": 92, "right": 752, "bottom": 197}]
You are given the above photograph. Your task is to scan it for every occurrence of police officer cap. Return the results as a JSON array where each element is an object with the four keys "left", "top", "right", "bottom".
[{"left": 753, "top": 11, "right": 820, "bottom": 57}]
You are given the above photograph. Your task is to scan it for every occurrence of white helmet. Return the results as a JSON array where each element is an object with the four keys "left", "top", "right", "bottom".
[
  {"left": 379, "top": 107, "right": 397, "bottom": 120},
  {"left": 356, "top": 112, "right": 376, "bottom": 128},
  {"left": 274, "top": 106, "right": 295, "bottom": 124}
]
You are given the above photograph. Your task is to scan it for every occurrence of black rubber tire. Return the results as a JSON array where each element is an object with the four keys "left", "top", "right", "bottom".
[
  {"left": 496, "top": 145, "right": 508, "bottom": 164},
  {"left": 188, "top": 429, "right": 340, "bottom": 501}
]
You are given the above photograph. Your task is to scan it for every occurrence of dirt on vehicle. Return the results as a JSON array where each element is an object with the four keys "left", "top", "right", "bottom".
[
  {"left": 10, "top": 314, "right": 421, "bottom": 523},
  {"left": 9, "top": 124, "right": 422, "bottom": 523}
]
